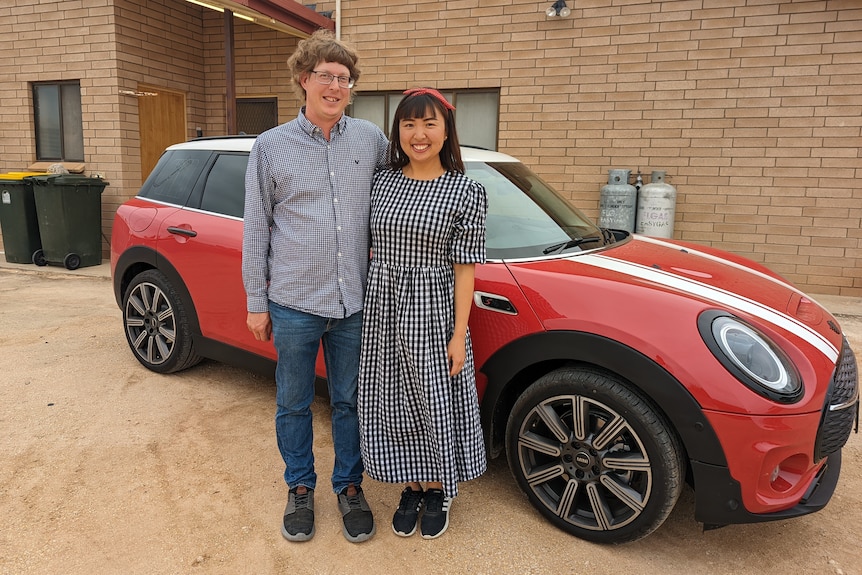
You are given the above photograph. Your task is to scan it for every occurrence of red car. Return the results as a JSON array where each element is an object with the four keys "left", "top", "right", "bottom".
[{"left": 111, "top": 137, "right": 858, "bottom": 544}]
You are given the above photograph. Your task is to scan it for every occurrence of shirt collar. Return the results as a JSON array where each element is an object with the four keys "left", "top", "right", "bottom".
[{"left": 298, "top": 106, "right": 348, "bottom": 137}]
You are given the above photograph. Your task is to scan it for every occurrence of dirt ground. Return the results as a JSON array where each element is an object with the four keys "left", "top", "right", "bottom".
[{"left": 0, "top": 264, "right": 860, "bottom": 575}]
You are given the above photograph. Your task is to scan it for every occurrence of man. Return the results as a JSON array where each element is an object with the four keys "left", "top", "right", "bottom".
[{"left": 242, "top": 29, "right": 388, "bottom": 544}]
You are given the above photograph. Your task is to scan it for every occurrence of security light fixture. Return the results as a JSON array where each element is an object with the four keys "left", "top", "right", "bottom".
[{"left": 546, "top": 0, "right": 571, "bottom": 17}]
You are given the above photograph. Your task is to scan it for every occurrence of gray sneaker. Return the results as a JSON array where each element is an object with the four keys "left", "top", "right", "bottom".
[
  {"left": 337, "top": 485, "right": 376, "bottom": 543},
  {"left": 282, "top": 486, "right": 315, "bottom": 542}
]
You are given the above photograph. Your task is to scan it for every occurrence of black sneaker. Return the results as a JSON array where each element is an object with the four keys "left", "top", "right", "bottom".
[
  {"left": 392, "top": 487, "right": 424, "bottom": 537},
  {"left": 282, "top": 486, "right": 314, "bottom": 542},
  {"left": 420, "top": 488, "right": 451, "bottom": 539},
  {"left": 337, "top": 484, "right": 376, "bottom": 543}
]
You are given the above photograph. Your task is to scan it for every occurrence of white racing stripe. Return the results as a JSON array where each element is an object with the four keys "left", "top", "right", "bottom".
[
  {"left": 636, "top": 235, "right": 806, "bottom": 292},
  {"left": 576, "top": 246, "right": 839, "bottom": 364}
]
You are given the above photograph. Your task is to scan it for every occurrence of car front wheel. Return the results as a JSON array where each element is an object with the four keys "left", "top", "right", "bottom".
[
  {"left": 122, "top": 269, "right": 201, "bottom": 374},
  {"left": 506, "top": 366, "right": 684, "bottom": 544}
]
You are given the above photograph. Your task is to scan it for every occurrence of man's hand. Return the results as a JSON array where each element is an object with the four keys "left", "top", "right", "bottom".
[{"left": 247, "top": 311, "right": 272, "bottom": 341}]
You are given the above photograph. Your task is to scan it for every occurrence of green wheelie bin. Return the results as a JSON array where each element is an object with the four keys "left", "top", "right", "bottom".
[
  {"left": 26, "top": 174, "right": 109, "bottom": 270},
  {"left": 0, "top": 172, "right": 45, "bottom": 264}
]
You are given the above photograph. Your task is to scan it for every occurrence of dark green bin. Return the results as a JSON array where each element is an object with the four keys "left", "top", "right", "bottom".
[
  {"left": 26, "top": 174, "right": 109, "bottom": 270},
  {"left": 0, "top": 173, "right": 44, "bottom": 264}
]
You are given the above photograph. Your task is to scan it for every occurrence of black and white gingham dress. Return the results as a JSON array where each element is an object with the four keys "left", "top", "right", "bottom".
[{"left": 358, "top": 169, "right": 488, "bottom": 498}]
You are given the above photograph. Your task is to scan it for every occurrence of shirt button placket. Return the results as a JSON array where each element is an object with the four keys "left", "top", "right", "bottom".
[{"left": 328, "top": 143, "right": 346, "bottom": 314}]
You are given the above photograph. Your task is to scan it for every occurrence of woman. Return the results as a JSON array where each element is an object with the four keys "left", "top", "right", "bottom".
[{"left": 358, "top": 88, "right": 488, "bottom": 540}]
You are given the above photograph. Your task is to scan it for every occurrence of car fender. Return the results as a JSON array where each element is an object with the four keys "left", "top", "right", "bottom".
[
  {"left": 479, "top": 330, "right": 728, "bottom": 469},
  {"left": 112, "top": 246, "right": 202, "bottom": 337}
]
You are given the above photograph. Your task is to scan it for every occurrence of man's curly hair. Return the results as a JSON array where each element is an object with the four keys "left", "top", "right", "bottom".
[{"left": 287, "top": 30, "right": 361, "bottom": 102}]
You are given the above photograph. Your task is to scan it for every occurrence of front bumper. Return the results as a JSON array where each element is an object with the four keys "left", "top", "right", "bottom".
[
  {"left": 696, "top": 336, "right": 858, "bottom": 522},
  {"left": 691, "top": 450, "right": 842, "bottom": 529}
]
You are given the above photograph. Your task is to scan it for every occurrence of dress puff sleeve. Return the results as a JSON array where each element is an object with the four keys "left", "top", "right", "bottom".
[{"left": 451, "top": 175, "right": 488, "bottom": 265}]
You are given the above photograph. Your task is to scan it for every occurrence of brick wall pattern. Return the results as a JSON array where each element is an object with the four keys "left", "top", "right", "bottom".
[
  {"left": 0, "top": 0, "right": 301, "bottom": 264},
  {"left": 0, "top": 0, "right": 859, "bottom": 296}
]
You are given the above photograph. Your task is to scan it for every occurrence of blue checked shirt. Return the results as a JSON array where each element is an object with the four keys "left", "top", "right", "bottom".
[{"left": 242, "top": 109, "right": 389, "bottom": 318}]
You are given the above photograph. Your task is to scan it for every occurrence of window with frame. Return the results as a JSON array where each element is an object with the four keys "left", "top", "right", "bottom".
[
  {"left": 139, "top": 150, "right": 210, "bottom": 206},
  {"left": 237, "top": 97, "right": 278, "bottom": 135},
  {"left": 200, "top": 153, "right": 248, "bottom": 218},
  {"left": 350, "top": 89, "right": 499, "bottom": 151},
  {"left": 33, "top": 81, "right": 84, "bottom": 161}
]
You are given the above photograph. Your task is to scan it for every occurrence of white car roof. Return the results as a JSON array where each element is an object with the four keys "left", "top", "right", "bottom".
[
  {"left": 462, "top": 146, "right": 518, "bottom": 163},
  {"left": 167, "top": 137, "right": 256, "bottom": 152},
  {"left": 166, "top": 136, "right": 518, "bottom": 163}
]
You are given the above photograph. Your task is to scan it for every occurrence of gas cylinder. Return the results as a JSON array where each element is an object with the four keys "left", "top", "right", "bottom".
[
  {"left": 635, "top": 170, "right": 676, "bottom": 238},
  {"left": 598, "top": 169, "right": 637, "bottom": 232}
]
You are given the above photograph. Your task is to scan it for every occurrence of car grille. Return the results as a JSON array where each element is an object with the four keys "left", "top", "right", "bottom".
[{"left": 814, "top": 337, "right": 859, "bottom": 462}]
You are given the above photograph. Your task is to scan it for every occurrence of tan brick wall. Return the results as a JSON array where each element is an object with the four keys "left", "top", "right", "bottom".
[
  {"left": 0, "top": 0, "right": 125, "bottom": 259},
  {"left": 0, "top": 0, "right": 300, "bottom": 262},
  {"left": 336, "top": 0, "right": 862, "bottom": 296},
  {"left": 0, "top": 0, "right": 207, "bottom": 258},
  {"left": 1, "top": 0, "right": 859, "bottom": 296}
]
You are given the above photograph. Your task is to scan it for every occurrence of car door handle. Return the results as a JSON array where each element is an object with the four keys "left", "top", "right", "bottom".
[{"left": 167, "top": 226, "right": 198, "bottom": 238}]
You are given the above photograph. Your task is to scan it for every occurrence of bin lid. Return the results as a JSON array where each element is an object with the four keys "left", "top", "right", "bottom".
[
  {"left": 0, "top": 172, "right": 46, "bottom": 180},
  {"left": 24, "top": 174, "right": 109, "bottom": 187}
]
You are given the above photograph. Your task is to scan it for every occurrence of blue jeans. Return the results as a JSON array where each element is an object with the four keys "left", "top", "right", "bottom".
[{"left": 269, "top": 302, "right": 364, "bottom": 494}]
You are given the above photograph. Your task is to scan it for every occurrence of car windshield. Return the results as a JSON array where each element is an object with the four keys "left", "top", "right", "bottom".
[{"left": 465, "top": 161, "right": 606, "bottom": 259}]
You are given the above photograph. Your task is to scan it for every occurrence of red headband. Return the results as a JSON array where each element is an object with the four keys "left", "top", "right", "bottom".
[{"left": 403, "top": 87, "right": 455, "bottom": 111}]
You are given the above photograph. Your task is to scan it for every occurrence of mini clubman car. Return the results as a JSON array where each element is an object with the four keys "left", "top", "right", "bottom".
[{"left": 111, "top": 137, "right": 858, "bottom": 543}]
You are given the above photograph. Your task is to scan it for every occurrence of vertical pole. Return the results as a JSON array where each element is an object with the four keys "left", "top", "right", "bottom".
[{"left": 224, "top": 10, "right": 237, "bottom": 135}]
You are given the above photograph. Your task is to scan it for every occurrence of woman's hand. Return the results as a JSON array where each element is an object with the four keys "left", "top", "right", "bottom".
[
  {"left": 449, "top": 263, "right": 475, "bottom": 377},
  {"left": 447, "top": 334, "right": 467, "bottom": 376}
]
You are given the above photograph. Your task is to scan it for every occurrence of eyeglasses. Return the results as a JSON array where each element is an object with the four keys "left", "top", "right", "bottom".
[{"left": 309, "top": 70, "right": 355, "bottom": 89}]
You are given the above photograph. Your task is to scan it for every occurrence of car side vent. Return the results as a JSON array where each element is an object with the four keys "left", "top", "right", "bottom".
[
  {"left": 473, "top": 291, "right": 518, "bottom": 315},
  {"left": 814, "top": 337, "right": 859, "bottom": 462}
]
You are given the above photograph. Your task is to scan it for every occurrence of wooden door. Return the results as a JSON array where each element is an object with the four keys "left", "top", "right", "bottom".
[{"left": 138, "top": 85, "right": 187, "bottom": 183}]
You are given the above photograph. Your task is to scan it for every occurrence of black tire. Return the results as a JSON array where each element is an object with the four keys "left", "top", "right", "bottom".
[
  {"left": 122, "top": 269, "right": 201, "bottom": 373},
  {"left": 63, "top": 253, "right": 81, "bottom": 270},
  {"left": 506, "top": 366, "right": 685, "bottom": 544},
  {"left": 32, "top": 249, "right": 47, "bottom": 266}
]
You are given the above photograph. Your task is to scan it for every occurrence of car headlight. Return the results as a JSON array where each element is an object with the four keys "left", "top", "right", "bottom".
[{"left": 698, "top": 311, "right": 803, "bottom": 403}]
